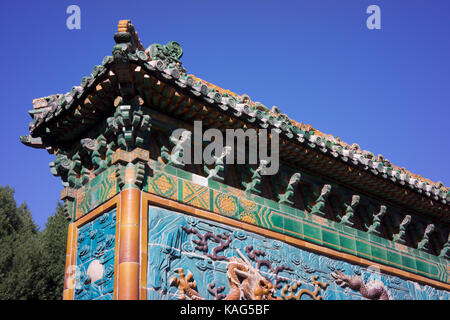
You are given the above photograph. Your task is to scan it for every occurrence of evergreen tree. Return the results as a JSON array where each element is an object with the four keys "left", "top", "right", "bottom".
[
  {"left": 0, "top": 185, "right": 42, "bottom": 299},
  {"left": 39, "top": 203, "right": 69, "bottom": 299},
  {"left": 0, "top": 185, "right": 69, "bottom": 299},
  {"left": 0, "top": 185, "right": 19, "bottom": 298}
]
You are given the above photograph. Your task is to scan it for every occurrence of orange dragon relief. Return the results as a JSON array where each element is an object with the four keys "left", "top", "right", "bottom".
[{"left": 169, "top": 249, "right": 329, "bottom": 300}]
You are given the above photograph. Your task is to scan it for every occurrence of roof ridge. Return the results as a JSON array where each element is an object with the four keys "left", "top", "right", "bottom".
[{"left": 180, "top": 74, "right": 447, "bottom": 191}]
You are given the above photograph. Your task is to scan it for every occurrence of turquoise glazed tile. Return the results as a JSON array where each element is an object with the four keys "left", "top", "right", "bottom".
[
  {"left": 283, "top": 217, "right": 304, "bottom": 239},
  {"left": 385, "top": 238, "right": 397, "bottom": 249},
  {"left": 368, "top": 233, "right": 381, "bottom": 243},
  {"left": 266, "top": 211, "right": 284, "bottom": 231},
  {"left": 355, "top": 240, "right": 371, "bottom": 258},
  {"left": 279, "top": 204, "right": 295, "bottom": 216},
  {"left": 322, "top": 229, "right": 340, "bottom": 250},
  {"left": 422, "top": 251, "right": 437, "bottom": 263},
  {"left": 177, "top": 179, "right": 183, "bottom": 202},
  {"left": 254, "top": 196, "right": 265, "bottom": 206},
  {"left": 177, "top": 169, "right": 192, "bottom": 181},
  {"left": 332, "top": 223, "right": 344, "bottom": 232},
  {"left": 267, "top": 199, "right": 280, "bottom": 211},
  {"left": 303, "top": 223, "right": 322, "bottom": 245},
  {"left": 339, "top": 236, "right": 357, "bottom": 255},
  {"left": 379, "top": 237, "right": 389, "bottom": 247},
  {"left": 356, "top": 230, "right": 369, "bottom": 240},
  {"left": 341, "top": 225, "right": 358, "bottom": 237},
  {"left": 370, "top": 245, "right": 388, "bottom": 263},
  {"left": 417, "top": 250, "right": 431, "bottom": 260},
  {"left": 209, "top": 189, "right": 214, "bottom": 212},
  {"left": 430, "top": 254, "right": 443, "bottom": 264},
  {"left": 301, "top": 213, "right": 311, "bottom": 222},
  {"left": 163, "top": 165, "right": 177, "bottom": 175},
  {"left": 368, "top": 233, "right": 388, "bottom": 247},
  {"left": 386, "top": 250, "right": 402, "bottom": 268},
  {"left": 401, "top": 255, "right": 417, "bottom": 272},
  {"left": 427, "top": 264, "right": 439, "bottom": 279},
  {"left": 75, "top": 208, "right": 116, "bottom": 300},
  {"left": 207, "top": 179, "right": 221, "bottom": 190},
  {"left": 421, "top": 251, "right": 434, "bottom": 262},
  {"left": 415, "top": 259, "right": 430, "bottom": 275},
  {"left": 251, "top": 207, "right": 266, "bottom": 228},
  {"left": 294, "top": 208, "right": 306, "bottom": 219}
]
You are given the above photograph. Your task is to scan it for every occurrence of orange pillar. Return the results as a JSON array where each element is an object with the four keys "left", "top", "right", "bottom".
[
  {"left": 118, "top": 188, "right": 141, "bottom": 300},
  {"left": 63, "top": 222, "right": 75, "bottom": 300}
]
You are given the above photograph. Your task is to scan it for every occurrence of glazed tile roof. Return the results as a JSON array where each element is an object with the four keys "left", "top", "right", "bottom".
[{"left": 21, "top": 20, "right": 449, "bottom": 209}]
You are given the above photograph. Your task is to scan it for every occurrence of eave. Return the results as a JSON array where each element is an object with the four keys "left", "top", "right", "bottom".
[{"left": 21, "top": 20, "right": 450, "bottom": 222}]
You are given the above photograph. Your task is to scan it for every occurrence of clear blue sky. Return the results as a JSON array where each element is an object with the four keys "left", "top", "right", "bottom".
[{"left": 0, "top": 0, "right": 449, "bottom": 228}]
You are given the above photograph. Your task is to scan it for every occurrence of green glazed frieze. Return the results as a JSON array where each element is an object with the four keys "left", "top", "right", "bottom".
[{"left": 143, "top": 163, "right": 449, "bottom": 284}]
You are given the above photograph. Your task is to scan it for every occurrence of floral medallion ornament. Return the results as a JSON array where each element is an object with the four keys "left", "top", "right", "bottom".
[
  {"left": 240, "top": 198, "right": 257, "bottom": 214},
  {"left": 215, "top": 193, "right": 238, "bottom": 217},
  {"left": 150, "top": 173, "right": 176, "bottom": 198},
  {"left": 238, "top": 198, "right": 259, "bottom": 224},
  {"left": 239, "top": 211, "right": 257, "bottom": 224}
]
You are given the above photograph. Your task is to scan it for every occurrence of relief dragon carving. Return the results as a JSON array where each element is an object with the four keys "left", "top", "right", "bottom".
[
  {"left": 170, "top": 247, "right": 328, "bottom": 300},
  {"left": 169, "top": 226, "right": 329, "bottom": 300},
  {"left": 281, "top": 275, "right": 329, "bottom": 300},
  {"left": 169, "top": 268, "right": 204, "bottom": 300},
  {"left": 331, "top": 271, "right": 390, "bottom": 300},
  {"left": 169, "top": 249, "right": 279, "bottom": 300},
  {"left": 223, "top": 249, "right": 279, "bottom": 300}
]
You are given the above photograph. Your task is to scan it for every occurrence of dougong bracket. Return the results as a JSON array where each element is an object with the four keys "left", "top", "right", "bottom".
[
  {"left": 204, "top": 146, "right": 232, "bottom": 181},
  {"left": 310, "top": 184, "right": 332, "bottom": 216},
  {"left": 160, "top": 129, "right": 192, "bottom": 168},
  {"left": 338, "top": 195, "right": 360, "bottom": 227},
  {"left": 417, "top": 224, "right": 435, "bottom": 252},
  {"left": 439, "top": 234, "right": 450, "bottom": 259},
  {"left": 367, "top": 205, "right": 387, "bottom": 236},
  {"left": 106, "top": 96, "right": 151, "bottom": 151},
  {"left": 278, "top": 173, "right": 301, "bottom": 206},
  {"left": 243, "top": 160, "right": 268, "bottom": 195},
  {"left": 393, "top": 215, "right": 412, "bottom": 244}
]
